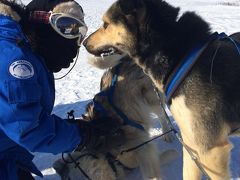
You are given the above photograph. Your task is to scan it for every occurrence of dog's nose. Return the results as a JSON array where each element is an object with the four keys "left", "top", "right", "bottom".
[{"left": 82, "top": 39, "right": 95, "bottom": 53}]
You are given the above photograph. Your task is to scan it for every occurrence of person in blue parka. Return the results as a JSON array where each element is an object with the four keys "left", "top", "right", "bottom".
[{"left": 0, "top": 0, "right": 124, "bottom": 179}]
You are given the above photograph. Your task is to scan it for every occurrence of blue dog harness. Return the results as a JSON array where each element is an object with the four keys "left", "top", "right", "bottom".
[
  {"left": 92, "top": 64, "right": 145, "bottom": 131},
  {"left": 165, "top": 32, "right": 240, "bottom": 103}
]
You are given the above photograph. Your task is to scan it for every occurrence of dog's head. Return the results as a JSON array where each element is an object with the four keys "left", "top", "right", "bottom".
[
  {"left": 82, "top": 100, "right": 120, "bottom": 123},
  {"left": 83, "top": 0, "right": 180, "bottom": 59}
]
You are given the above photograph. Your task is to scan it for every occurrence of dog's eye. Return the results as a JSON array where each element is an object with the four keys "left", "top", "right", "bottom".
[{"left": 103, "top": 22, "right": 109, "bottom": 29}]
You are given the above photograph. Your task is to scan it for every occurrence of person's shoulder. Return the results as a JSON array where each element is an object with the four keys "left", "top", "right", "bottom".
[
  {"left": 0, "top": 41, "right": 38, "bottom": 80},
  {"left": 0, "top": 40, "right": 28, "bottom": 62}
]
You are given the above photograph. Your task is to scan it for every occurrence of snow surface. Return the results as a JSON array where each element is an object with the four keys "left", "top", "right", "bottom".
[{"left": 20, "top": 0, "right": 240, "bottom": 179}]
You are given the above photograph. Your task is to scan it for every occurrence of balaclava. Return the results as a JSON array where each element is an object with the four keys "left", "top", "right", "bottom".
[{"left": 24, "top": 0, "right": 85, "bottom": 72}]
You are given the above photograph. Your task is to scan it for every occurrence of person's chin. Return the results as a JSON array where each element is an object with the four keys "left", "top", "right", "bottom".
[
  {"left": 52, "top": 68, "right": 62, "bottom": 73},
  {"left": 51, "top": 63, "right": 72, "bottom": 73},
  {"left": 52, "top": 66, "right": 65, "bottom": 73},
  {"left": 63, "top": 63, "right": 71, "bottom": 69}
]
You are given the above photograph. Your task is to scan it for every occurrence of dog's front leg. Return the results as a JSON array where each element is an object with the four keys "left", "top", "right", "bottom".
[
  {"left": 197, "top": 140, "right": 232, "bottom": 180},
  {"left": 136, "top": 143, "right": 162, "bottom": 180},
  {"left": 181, "top": 138, "right": 202, "bottom": 180},
  {"left": 182, "top": 134, "right": 232, "bottom": 180},
  {"left": 170, "top": 95, "right": 232, "bottom": 180}
]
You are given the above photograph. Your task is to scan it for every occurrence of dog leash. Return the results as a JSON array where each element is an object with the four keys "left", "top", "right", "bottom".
[
  {"left": 120, "top": 129, "right": 175, "bottom": 154},
  {"left": 62, "top": 151, "right": 135, "bottom": 180},
  {"left": 61, "top": 152, "right": 98, "bottom": 180},
  {"left": 105, "top": 153, "right": 134, "bottom": 176},
  {"left": 153, "top": 87, "right": 212, "bottom": 180}
]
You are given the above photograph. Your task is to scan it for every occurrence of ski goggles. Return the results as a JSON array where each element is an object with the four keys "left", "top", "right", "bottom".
[{"left": 29, "top": 11, "right": 88, "bottom": 45}]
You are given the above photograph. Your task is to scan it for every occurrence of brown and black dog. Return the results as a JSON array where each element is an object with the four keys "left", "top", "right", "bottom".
[
  {"left": 53, "top": 55, "right": 177, "bottom": 180},
  {"left": 83, "top": 0, "right": 240, "bottom": 179}
]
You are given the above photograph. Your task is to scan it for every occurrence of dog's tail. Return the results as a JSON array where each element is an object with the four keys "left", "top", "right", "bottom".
[{"left": 87, "top": 54, "right": 126, "bottom": 69}]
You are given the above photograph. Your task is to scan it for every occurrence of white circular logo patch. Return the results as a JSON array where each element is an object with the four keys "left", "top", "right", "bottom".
[{"left": 9, "top": 60, "right": 34, "bottom": 79}]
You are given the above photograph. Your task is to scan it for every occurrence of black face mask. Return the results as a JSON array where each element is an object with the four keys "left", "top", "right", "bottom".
[
  {"left": 25, "top": 0, "right": 82, "bottom": 72},
  {"left": 33, "top": 25, "right": 80, "bottom": 72}
]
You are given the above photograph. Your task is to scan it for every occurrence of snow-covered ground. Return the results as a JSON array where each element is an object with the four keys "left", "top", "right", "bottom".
[{"left": 21, "top": 0, "right": 240, "bottom": 179}]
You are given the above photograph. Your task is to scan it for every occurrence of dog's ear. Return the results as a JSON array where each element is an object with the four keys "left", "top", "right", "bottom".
[{"left": 118, "top": 0, "right": 144, "bottom": 15}]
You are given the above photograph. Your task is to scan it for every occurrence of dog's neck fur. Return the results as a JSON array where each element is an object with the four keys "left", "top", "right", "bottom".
[{"left": 132, "top": 0, "right": 211, "bottom": 91}]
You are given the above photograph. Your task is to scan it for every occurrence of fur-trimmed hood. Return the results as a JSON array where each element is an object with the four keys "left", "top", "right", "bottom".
[
  {"left": 0, "top": 2, "right": 20, "bottom": 21},
  {"left": 0, "top": 6, "right": 25, "bottom": 42}
]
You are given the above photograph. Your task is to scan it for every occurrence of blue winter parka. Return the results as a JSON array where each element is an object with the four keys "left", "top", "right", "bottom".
[{"left": 0, "top": 14, "right": 81, "bottom": 177}]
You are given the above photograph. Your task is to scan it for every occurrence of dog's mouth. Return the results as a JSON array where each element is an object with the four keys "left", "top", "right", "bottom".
[{"left": 95, "top": 46, "right": 123, "bottom": 57}]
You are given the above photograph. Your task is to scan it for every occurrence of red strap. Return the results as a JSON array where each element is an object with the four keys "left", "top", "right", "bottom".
[{"left": 29, "top": 11, "right": 50, "bottom": 24}]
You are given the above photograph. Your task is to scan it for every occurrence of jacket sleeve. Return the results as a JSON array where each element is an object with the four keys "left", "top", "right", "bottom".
[
  {"left": 0, "top": 51, "right": 82, "bottom": 154},
  {"left": 0, "top": 78, "right": 82, "bottom": 154}
]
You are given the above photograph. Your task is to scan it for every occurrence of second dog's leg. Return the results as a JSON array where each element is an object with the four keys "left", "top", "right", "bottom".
[{"left": 136, "top": 143, "right": 161, "bottom": 180}]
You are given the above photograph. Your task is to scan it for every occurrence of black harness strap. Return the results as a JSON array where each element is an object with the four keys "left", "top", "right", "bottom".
[
  {"left": 106, "top": 152, "right": 134, "bottom": 175},
  {"left": 61, "top": 152, "right": 98, "bottom": 180},
  {"left": 120, "top": 129, "right": 175, "bottom": 154}
]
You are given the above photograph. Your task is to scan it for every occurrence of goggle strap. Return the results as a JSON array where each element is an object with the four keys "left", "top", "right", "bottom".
[{"left": 29, "top": 11, "right": 51, "bottom": 24}]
